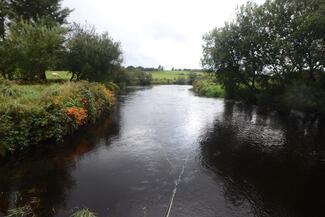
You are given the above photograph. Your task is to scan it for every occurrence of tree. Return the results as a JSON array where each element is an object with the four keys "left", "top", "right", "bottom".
[
  {"left": 202, "top": 0, "right": 325, "bottom": 104},
  {"left": 7, "top": 0, "right": 71, "bottom": 24},
  {"left": 1, "top": 19, "right": 66, "bottom": 81},
  {"left": 0, "top": 0, "right": 71, "bottom": 39},
  {"left": 64, "top": 24, "right": 123, "bottom": 82},
  {"left": 157, "top": 65, "right": 164, "bottom": 71},
  {"left": 0, "top": 0, "right": 10, "bottom": 40}
]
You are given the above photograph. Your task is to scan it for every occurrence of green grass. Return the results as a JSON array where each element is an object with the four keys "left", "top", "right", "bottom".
[
  {"left": 192, "top": 77, "right": 225, "bottom": 98},
  {"left": 151, "top": 71, "right": 189, "bottom": 80},
  {"left": 149, "top": 70, "right": 203, "bottom": 84},
  {"left": 46, "top": 71, "right": 72, "bottom": 81}
]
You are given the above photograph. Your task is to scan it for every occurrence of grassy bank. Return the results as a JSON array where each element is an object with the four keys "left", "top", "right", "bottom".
[
  {"left": 192, "top": 77, "right": 225, "bottom": 98},
  {"left": 0, "top": 80, "right": 116, "bottom": 155}
]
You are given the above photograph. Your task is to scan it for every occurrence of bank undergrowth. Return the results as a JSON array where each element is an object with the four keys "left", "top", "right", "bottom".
[
  {"left": 0, "top": 80, "right": 116, "bottom": 155},
  {"left": 192, "top": 77, "right": 225, "bottom": 98}
]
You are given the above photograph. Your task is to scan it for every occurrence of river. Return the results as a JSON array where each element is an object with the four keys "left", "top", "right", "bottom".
[{"left": 1, "top": 85, "right": 325, "bottom": 217}]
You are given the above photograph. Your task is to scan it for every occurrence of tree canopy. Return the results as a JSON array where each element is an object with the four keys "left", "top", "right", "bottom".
[
  {"left": 202, "top": 0, "right": 325, "bottom": 111},
  {"left": 0, "top": 0, "right": 71, "bottom": 39},
  {"left": 0, "top": 19, "right": 66, "bottom": 80},
  {"left": 64, "top": 24, "right": 123, "bottom": 82}
]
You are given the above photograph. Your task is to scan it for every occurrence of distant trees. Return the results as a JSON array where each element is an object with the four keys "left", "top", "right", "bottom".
[
  {"left": 125, "top": 66, "right": 165, "bottom": 72},
  {"left": 64, "top": 24, "right": 123, "bottom": 82},
  {"left": 158, "top": 65, "right": 164, "bottom": 71},
  {"left": 202, "top": 0, "right": 325, "bottom": 111}
]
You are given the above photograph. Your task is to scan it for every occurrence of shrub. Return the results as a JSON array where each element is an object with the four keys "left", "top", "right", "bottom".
[
  {"left": 0, "top": 81, "right": 116, "bottom": 155},
  {"left": 192, "top": 78, "right": 225, "bottom": 98},
  {"left": 124, "top": 69, "right": 152, "bottom": 85}
]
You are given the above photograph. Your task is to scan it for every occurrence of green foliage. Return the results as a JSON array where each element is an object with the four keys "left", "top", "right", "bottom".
[
  {"left": 64, "top": 23, "right": 123, "bottom": 82},
  {"left": 284, "top": 83, "right": 325, "bottom": 113},
  {"left": 5, "top": 205, "right": 35, "bottom": 217},
  {"left": 115, "top": 69, "right": 153, "bottom": 86},
  {"left": 202, "top": 0, "right": 325, "bottom": 112},
  {"left": 6, "top": 0, "right": 71, "bottom": 24},
  {"left": 70, "top": 209, "right": 97, "bottom": 217},
  {"left": 0, "top": 81, "right": 116, "bottom": 155},
  {"left": 1, "top": 0, "right": 71, "bottom": 40},
  {"left": 0, "top": 19, "right": 66, "bottom": 81},
  {"left": 193, "top": 77, "right": 225, "bottom": 98}
]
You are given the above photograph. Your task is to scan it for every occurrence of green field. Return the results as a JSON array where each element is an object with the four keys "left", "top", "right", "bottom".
[
  {"left": 46, "top": 70, "right": 205, "bottom": 85},
  {"left": 46, "top": 71, "right": 72, "bottom": 81},
  {"left": 149, "top": 70, "right": 203, "bottom": 84}
]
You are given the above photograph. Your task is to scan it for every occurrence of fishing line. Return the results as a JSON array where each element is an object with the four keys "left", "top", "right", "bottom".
[{"left": 164, "top": 154, "right": 190, "bottom": 217}]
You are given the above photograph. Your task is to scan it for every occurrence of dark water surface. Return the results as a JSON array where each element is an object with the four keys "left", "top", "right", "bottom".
[{"left": 1, "top": 85, "right": 325, "bottom": 217}]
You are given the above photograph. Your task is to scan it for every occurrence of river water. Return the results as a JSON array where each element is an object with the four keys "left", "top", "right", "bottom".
[{"left": 1, "top": 85, "right": 325, "bottom": 217}]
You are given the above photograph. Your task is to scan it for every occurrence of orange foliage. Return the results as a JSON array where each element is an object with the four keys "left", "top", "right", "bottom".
[
  {"left": 104, "top": 89, "right": 116, "bottom": 104},
  {"left": 65, "top": 107, "right": 88, "bottom": 126}
]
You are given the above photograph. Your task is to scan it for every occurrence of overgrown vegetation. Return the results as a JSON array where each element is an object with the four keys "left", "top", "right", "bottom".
[
  {"left": 4, "top": 206, "right": 97, "bottom": 217},
  {"left": 193, "top": 76, "right": 225, "bottom": 98},
  {"left": 202, "top": 0, "right": 325, "bottom": 114},
  {"left": 70, "top": 209, "right": 97, "bottom": 217},
  {"left": 0, "top": 80, "right": 116, "bottom": 155}
]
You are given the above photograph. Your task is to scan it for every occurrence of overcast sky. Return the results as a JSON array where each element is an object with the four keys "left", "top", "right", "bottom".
[{"left": 62, "top": 0, "right": 265, "bottom": 69}]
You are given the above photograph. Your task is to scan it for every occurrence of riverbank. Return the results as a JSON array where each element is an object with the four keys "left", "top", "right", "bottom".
[
  {"left": 0, "top": 80, "right": 116, "bottom": 156},
  {"left": 192, "top": 76, "right": 225, "bottom": 98}
]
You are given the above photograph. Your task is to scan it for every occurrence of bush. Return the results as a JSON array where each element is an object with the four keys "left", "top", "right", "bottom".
[
  {"left": 192, "top": 78, "right": 225, "bottom": 98},
  {"left": 0, "top": 81, "right": 116, "bottom": 155},
  {"left": 283, "top": 83, "right": 325, "bottom": 113},
  {"left": 124, "top": 69, "right": 152, "bottom": 86}
]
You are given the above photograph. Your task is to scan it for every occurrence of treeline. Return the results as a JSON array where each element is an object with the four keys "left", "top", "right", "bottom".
[
  {"left": 126, "top": 65, "right": 204, "bottom": 72},
  {"left": 0, "top": 0, "right": 123, "bottom": 82},
  {"left": 126, "top": 65, "right": 165, "bottom": 71},
  {"left": 202, "top": 0, "right": 325, "bottom": 114}
]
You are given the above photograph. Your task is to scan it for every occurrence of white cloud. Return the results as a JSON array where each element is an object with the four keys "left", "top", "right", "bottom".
[{"left": 62, "top": 0, "right": 265, "bottom": 69}]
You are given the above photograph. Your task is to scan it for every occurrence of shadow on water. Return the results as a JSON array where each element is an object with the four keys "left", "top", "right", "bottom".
[
  {"left": 200, "top": 101, "right": 325, "bottom": 217},
  {"left": 1, "top": 86, "right": 325, "bottom": 217},
  {"left": 0, "top": 113, "right": 120, "bottom": 216}
]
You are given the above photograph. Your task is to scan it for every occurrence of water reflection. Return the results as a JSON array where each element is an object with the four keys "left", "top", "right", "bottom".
[
  {"left": 1, "top": 86, "right": 325, "bottom": 217},
  {"left": 0, "top": 117, "right": 119, "bottom": 216},
  {"left": 200, "top": 101, "right": 325, "bottom": 217}
]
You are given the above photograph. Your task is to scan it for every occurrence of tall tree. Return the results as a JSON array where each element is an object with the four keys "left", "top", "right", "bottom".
[
  {"left": 202, "top": 0, "right": 325, "bottom": 107},
  {"left": 64, "top": 24, "right": 123, "bottom": 82},
  {"left": 7, "top": 0, "right": 71, "bottom": 24},
  {"left": 2, "top": 19, "right": 66, "bottom": 81},
  {"left": 0, "top": 0, "right": 9, "bottom": 40}
]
